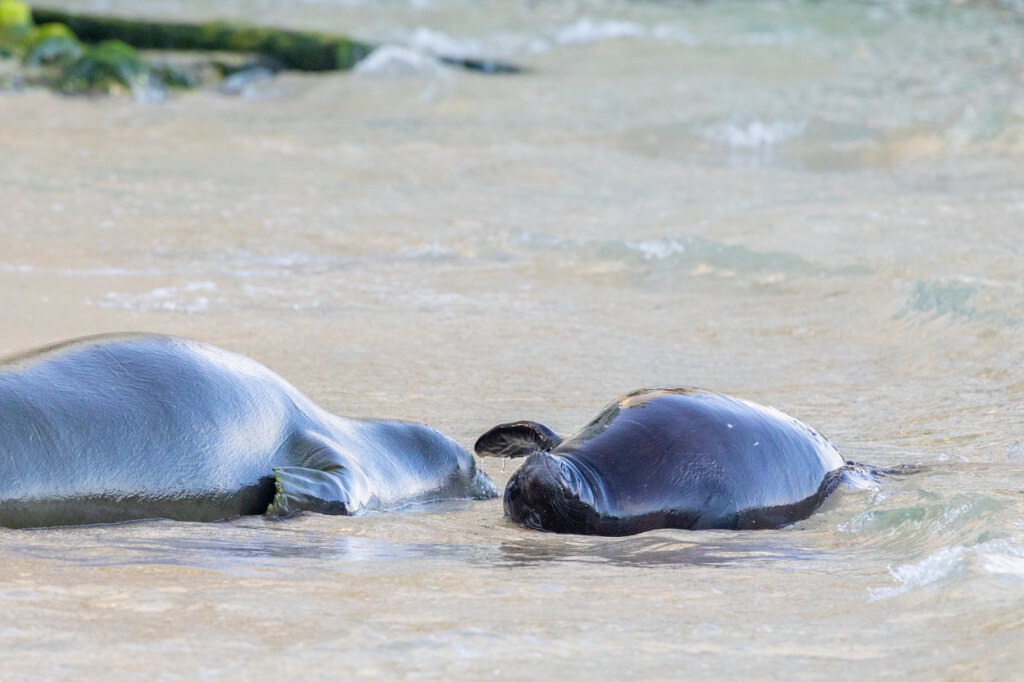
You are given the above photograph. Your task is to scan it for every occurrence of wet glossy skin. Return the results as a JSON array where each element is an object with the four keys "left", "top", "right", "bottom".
[
  {"left": 477, "top": 388, "right": 846, "bottom": 536},
  {"left": 0, "top": 334, "right": 495, "bottom": 528}
]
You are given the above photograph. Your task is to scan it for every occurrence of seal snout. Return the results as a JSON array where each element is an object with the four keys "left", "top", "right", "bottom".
[{"left": 503, "top": 453, "right": 593, "bottom": 533}]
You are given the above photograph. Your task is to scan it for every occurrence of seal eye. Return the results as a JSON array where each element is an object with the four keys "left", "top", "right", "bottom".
[{"left": 524, "top": 510, "right": 545, "bottom": 530}]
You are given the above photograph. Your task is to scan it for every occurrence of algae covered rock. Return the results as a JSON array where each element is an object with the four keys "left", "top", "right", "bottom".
[
  {"left": 0, "top": 0, "right": 32, "bottom": 55},
  {"left": 2, "top": 5, "right": 519, "bottom": 98},
  {"left": 31, "top": 8, "right": 372, "bottom": 71},
  {"left": 59, "top": 40, "right": 149, "bottom": 94},
  {"left": 22, "top": 23, "right": 81, "bottom": 66}
]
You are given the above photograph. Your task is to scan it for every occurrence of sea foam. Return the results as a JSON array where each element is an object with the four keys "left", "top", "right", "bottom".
[{"left": 701, "top": 119, "right": 807, "bottom": 149}]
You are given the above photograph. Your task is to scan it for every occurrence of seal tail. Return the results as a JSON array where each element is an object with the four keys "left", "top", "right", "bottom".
[{"left": 474, "top": 421, "right": 563, "bottom": 459}]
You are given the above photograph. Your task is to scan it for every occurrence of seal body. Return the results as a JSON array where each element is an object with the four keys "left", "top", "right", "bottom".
[
  {"left": 475, "top": 388, "right": 845, "bottom": 536},
  {"left": 0, "top": 333, "right": 494, "bottom": 528}
]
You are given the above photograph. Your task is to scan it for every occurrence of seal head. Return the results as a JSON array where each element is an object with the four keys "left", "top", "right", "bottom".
[{"left": 503, "top": 452, "right": 600, "bottom": 533}]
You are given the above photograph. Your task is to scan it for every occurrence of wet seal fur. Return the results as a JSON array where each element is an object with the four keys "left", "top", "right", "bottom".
[
  {"left": 0, "top": 333, "right": 495, "bottom": 528},
  {"left": 475, "top": 388, "right": 847, "bottom": 536}
]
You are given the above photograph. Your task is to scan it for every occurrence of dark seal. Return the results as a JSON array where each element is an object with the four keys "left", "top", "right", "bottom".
[
  {"left": 0, "top": 333, "right": 495, "bottom": 528},
  {"left": 475, "top": 388, "right": 846, "bottom": 536}
]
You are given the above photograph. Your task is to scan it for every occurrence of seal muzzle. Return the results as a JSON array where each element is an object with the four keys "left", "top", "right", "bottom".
[{"left": 503, "top": 453, "right": 596, "bottom": 533}]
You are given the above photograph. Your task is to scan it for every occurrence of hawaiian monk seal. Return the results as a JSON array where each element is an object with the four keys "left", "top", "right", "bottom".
[
  {"left": 0, "top": 333, "right": 495, "bottom": 528},
  {"left": 475, "top": 388, "right": 846, "bottom": 535}
]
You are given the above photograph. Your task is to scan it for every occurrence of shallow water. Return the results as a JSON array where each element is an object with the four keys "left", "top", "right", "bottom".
[{"left": 2, "top": 0, "right": 1024, "bottom": 678}]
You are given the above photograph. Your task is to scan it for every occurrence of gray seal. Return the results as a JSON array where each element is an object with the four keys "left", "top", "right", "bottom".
[
  {"left": 0, "top": 333, "right": 495, "bottom": 528},
  {"left": 475, "top": 388, "right": 846, "bottom": 535}
]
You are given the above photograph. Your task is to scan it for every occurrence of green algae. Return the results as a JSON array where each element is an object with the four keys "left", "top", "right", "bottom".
[
  {"left": 0, "top": 0, "right": 32, "bottom": 55},
  {"left": 149, "top": 59, "right": 205, "bottom": 89},
  {"left": 29, "top": 7, "right": 522, "bottom": 74},
  {"left": 22, "top": 22, "right": 80, "bottom": 66},
  {"left": 31, "top": 7, "right": 372, "bottom": 71},
  {"left": 58, "top": 39, "right": 149, "bottom": 94},
  {"left": 4, "top": 5, "right": 522, "bottom": 97},
  {"left": 0, "top": 0, "right": 31, "bottom": 33}
]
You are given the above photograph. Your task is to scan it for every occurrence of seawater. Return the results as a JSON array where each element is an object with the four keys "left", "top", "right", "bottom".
[{"left": 1, "top": 0, "right": 1023, "bottom": 678}]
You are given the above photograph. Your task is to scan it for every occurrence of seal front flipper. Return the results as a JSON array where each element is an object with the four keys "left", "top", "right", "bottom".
[
  {"left": 474, "top": 421, "right": 563, "bottom": 459},
  {"left": 266, "top": 431, "right": 371, "bottom": 517}
]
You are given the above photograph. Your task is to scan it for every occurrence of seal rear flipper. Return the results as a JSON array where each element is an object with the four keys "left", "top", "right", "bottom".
[
  {"left": 844, "top": 461, "right": 930, "bottom": 476},
  {"left": 474, "top": 421, "right": 563, "bottom": 459},
  {"left": 840, "top": 461, "right": 929, "bottom": 491}
]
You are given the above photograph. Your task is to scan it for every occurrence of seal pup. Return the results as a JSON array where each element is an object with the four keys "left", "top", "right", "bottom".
[
  {"left": 0, "top": 333, "right": 495, "bottom": 528},
  {"left": 475, "top": 388, "right": 845, "bottom": 535}
]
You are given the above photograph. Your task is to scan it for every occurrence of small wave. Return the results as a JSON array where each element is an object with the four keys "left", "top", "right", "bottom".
[
  {"left": 870, "top": 538, "right": 1024, "bottom": 599},
  {"left": 0, "top": 263, "right": 34, "bottom": 273},
  {"left": 99, "top": 282, "right": 216, "bottom": 314},
  {"left": 701, "top": 119, "right": 807, "bottom": 150},
  {"left": 389, "top": 19, "right": 696, "bottom": 61},
  {"left": 2, "top": 263, "right": 163, "bottom": 277},
  {"left": 903, "top": 281, "right": 976, "bottom": 317},
  {"left": 623, "top": 236, "right": 814, "bottom": 272},
  {"left": 976, "top": 539, "right": 1024, "bottom": 580},
  {"left": 211, "top": 250, "right": 343, "bottom": 279},
  {"left": 947, "top": 106, "right": 1014, "bottom": 150},
  {"left": 5, "top": 253, "right": 341, "bottom": 281},
  {"left": 740, "top": 30, "right": 799, "bottom": 47},
  {"left": 553, "top": 18, "right": 696, "bottom": 47},
  {"left": 899, "top": 280, "right": 1016, "bottom": 327},
  {"left": 55, "top": 266, "right": 163, "bottom": 277},
  {"left": 622, "top": 238, "right": 687, "bottom": 261},
  {"left": 553, "top": 18, "right": 646, "bottom": 45},
  {"left": 220, "top": 67, "right": 280, "bottom": 99},
  {"left": 398, "top": 26, "right": 547, "bottom": 62},
  {"left": 838, "top": 492, "right": 1006, "bottom": 543},
  {"left": 511, "top": 231, "right": 825, "bottom": 278},
  {"left": 398, "top": 242, "right": 458, "bottom": 260},
  {"left": 354, "top": 45, "right": 452, "bottom": 78},
  {"left": 869, "top": 545, "right": 968, "bottom": 600},
  {"left": 614, "top": 235, "right": 817, "bottom": 275},
  {"left": 404, "top": 26, "right": 489, "bottom": 59},
  {"left": 237, "top": 252, "right": 335, "bottom": 268}
]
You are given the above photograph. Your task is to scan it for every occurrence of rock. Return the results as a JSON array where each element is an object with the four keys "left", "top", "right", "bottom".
[
  {"left": 58, "top": 40, "right": 150, "bottom": 95},
  {"left": 22, "top": 23, "right": 82, "bottom": 66},
  {"left": 30, "top": 8, "right": 372, "bottom": 71}
]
